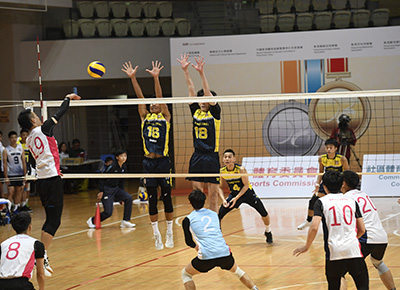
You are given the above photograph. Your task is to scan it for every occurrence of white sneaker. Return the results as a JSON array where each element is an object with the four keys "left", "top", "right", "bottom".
[
  {"left": 120, "top": 220, "right": 136, "bottom": 228},
  {"left": 165, "top": 233, "right": 174, "bottom": 248},
  {"left": 154, "top": 233, "right": 164, "bottom": 250},
  {"left": 297, "top": 220, "right": 311, "bottom": 230},
  {"left": 87, "top": 217, "right": 95, "bottom": 229},
  {"left": 44, "top": 251, "right": 53, "bottom": 277}
]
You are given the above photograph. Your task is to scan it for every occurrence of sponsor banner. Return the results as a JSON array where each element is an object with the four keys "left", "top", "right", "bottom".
[
  {"left": 361, "top": 154, "right": 400, "bottom": 197},
  {"left": 242, "top": 156, "right": 319, "bottom": 198},
  {"left": 171, "top": 26, "right": 400, "bottom": 66}
]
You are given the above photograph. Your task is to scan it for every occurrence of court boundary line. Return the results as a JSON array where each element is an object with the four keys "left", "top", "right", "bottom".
[
  {"left": 64, "top": 228, "right": 246, "bottom": 289},
  {"left": 53, "top": 205, "right": 185, "bottom": 240}
]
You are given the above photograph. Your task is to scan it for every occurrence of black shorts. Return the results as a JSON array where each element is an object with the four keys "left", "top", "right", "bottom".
[
  {"left": 187, "top": 151, "right": 220, "bottom": 184},
  {"left": 220, "top": 190, "right": 268, "bottom": 219},
  {"left": 191, "top": 253, "right": 235, "bottom": 273},
  {"left": 142, "top": 157, "right": 171, "bottom": 188},
  {"left": 0, "top": 277, "right": 34, "bottom": 290},
  {"left": 326, "top": 257, "right": 367, "bottom": 278},
  {"left": 36, "top": 176, "right": 63, "bottom": 207},
  {"left": 361, "top": 243, "right": 387, "bottom": 261},
  {"left": 8, "top": 176, "right": 24, "bottom": 187}
]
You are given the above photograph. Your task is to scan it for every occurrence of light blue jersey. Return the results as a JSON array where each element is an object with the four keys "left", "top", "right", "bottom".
[{"left": 187, "top": 208, "right": 230, "bottom": 260}]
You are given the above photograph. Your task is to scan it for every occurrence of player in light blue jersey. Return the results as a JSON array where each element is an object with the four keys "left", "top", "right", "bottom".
[{"left": 181, "top": 189, "right": 259, "bottom": 290}]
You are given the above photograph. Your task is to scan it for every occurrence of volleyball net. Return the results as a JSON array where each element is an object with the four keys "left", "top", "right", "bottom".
[{"left": 17, "top": 89, "right": 400, "bottom": 197}]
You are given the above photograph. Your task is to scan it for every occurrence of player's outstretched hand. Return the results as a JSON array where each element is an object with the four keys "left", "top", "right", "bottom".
[
  {"left": 192, "top": 56, "right": 205, "bottom": 73},
  {"left": 398, "top": 198, "right": 400, "bottom": 204},
  {"left": 121, "top": 61, "right": 139, "bottom": 78},
  {"left": 293, "top": 245, "right": 308, "bottom": 257},
  {"left": 222, "top": 199, "right": 229, "bottom": 208},
  {"left": 177, "top": 53, "right": 191, "bottom": 70},
  {"left": 66, "top": 93, "right": 81, "bottom": 100},
  {"left": 146, "top": 60, "right": 164, "bottom": 78}
]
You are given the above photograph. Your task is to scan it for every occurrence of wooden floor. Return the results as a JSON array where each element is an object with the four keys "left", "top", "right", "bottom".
[{"left": 1, "top": 186, "right": 400, "bottom": 290}]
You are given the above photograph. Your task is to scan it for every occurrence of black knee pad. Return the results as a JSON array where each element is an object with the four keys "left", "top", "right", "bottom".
[
  {"left": 308, "top": 194, "right": 319, "bottom": 211},
  {"left": 148, "top": 187, "right": 159, "bottom": 216},
  {"left": 42, "top": 206, "right": 62, "bottom": 236},
  {"left": 161, "top": 185, "right": 173, "bottom": 213}
]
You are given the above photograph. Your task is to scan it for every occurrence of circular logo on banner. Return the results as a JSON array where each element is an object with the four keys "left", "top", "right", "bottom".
[
  {"left": 262, "top": 101, "right": 322, "bottom": 156},
  {"left": 309, "top": 81, "right": 372, "bottom": 140}
]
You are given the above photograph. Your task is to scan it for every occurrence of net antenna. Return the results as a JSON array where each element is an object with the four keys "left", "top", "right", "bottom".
[
  {"left": 36, "top": 36, "right": 46, "bottom": 121},
  {"left": 0, "top": 0, "right": 48, "bottom": 12}
]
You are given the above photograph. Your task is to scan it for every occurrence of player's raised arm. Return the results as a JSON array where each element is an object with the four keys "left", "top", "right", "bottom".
[
  {"left": 192, "top": 56, "right": 216, "bottom": 106},
  {"left": 146, "top": 60, "right": 170, "bottom": 122},
  {"left": 177, "top": 53, "right": 196, "bottom": 98},
  {"left": 122, "top": 61, "right": 147, "bottom": 119}
]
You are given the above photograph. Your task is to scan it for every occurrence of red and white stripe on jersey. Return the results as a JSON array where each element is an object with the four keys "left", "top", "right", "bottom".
[
  {"left": 345, "top": 189, "right": 388, "bottom": 244},
  {"left": 319, "top": 194, "right": 363, "bottom": 261},
  {"left": 27, "top": 126, "right": 60, "bottom": 179},
  {"left": 0, "top": 235, "right": 37, "bottom": 279}
]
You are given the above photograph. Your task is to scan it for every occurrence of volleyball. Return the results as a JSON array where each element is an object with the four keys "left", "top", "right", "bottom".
[
  {"left": 87, "top": 61, "right": 106, "bottom": 78},
  {"left": 138, "top": 188, "right": 148, "bottom": 202}
]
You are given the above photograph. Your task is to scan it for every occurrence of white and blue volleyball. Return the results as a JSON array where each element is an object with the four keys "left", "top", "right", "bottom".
[{"left": 87, "top": 61, "right": 106, "bottom": 78}]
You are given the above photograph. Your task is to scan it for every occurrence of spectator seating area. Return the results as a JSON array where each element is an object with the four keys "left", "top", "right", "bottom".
[
  {"left": 63, "top": 1, "right": 191, "bottom": 38},
  {"left": 258, "top": 0, "right": 390, "bottom": 32}
]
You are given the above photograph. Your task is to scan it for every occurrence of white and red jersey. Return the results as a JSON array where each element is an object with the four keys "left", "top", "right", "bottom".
[
  {"left": 345, "top": 189, "right": 388, "bottom": 244},
  {"left": 5, "top": 144, "right": 24, "bottom": 176},
  {"left": 27, "top": 126, "right": 60, "bottom": 179},
  {"left": 314, "top": 193, "right": 363, "bottom": 261},
  {"left": 0, "top": 234, "right": 43, "bottom": 279}
]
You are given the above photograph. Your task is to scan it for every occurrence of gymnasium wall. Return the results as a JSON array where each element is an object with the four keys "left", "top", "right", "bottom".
[{"left": 170, "top": 26, "right": 400, "bottom": 190}]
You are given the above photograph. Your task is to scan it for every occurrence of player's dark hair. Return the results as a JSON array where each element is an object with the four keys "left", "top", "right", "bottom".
[
  {"left": 114, "top": 149, "right": 127, "bottom": 157},
  {"left": 325, "top": 138, "right": 338, "bottom": 148},
  {"left": 8, "top": 131, "right": 17, "bottom": 138},
  {"left": 11, "top": 212, "right": 31, "bottom": 234},
  {"left": 58, "top": 142, "right": 68, "bottom": 153},
  {"left": 105, "top": 157, "right": 114, "bottom": 163},
  {"left": 0, "top": 130, "right": 2, "bottom": 135},
  {"left": 224, "top": 149, "right": 235, "bottom": 156},
  {"left": 189, "top": 189, "right": 206, "bottom": 210},
  {"left": 197, "top": 89, "right": 217, "bottom": 97},
  {"left": 72, "top": 138, "right": 80, "bottom": 144},
  {"left": 20, "top": 128, "right": 29, "bottom": 135},
  {"left": 322, "top": 171, "right": 343, "bottom": 193},
  {"left": 342, "top": 170, "right": 360, "bottom": 190},
  {"left": 18, "top": 109, "right": 34, "bottom": 131}
]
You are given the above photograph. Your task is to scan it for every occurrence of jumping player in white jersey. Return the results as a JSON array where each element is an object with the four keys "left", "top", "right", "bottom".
[
  {"left": 17, "top": 93, "right": 81, "bottom": 277},
  {"left": 3, "top": 131, "right": 27, "bottom": 213},
  {"left": 342, "top": 170, "right": 396, "bottom": 290},
  {"left": 181, "top": 189, "right": 259, "bottom": 290},
  {"left": 293, "top": 170, "right": 369, "bottom": 290},
  {"left": 0, "top": 211, "right": 45, "bottom": 290}
]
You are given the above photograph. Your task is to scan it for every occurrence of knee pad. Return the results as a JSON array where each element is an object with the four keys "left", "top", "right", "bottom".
[
  {"left": 161, "top": 185, "right": 173, "bottom": 213},
  {"left": 371, "top": 257, "right": 389, "bottom": 275},
  {"left": 182, "top": 269, "right": 193, "bottom": 284},
  {"left": 43, "top": 219, "right": 61, "bottom": 236},
  {"left": 234, "top": 266, "right": 245, "bottom": 279},
  {"left": 24, "top": 183, "right": 30, "bottom": 191},
  {"left": 148, "top": 187, "right": 159, "bottom": 216}
]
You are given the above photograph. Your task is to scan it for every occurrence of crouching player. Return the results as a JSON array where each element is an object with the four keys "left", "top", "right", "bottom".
[
  {"left": 218, "top": 149, "right": 272, "bottom": 244},
  {"left": 0, "top": 212, "right": 45, "bottom": 290},
  {"left": 181, "top": 189, "right": 259, "bottom": 290}
]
